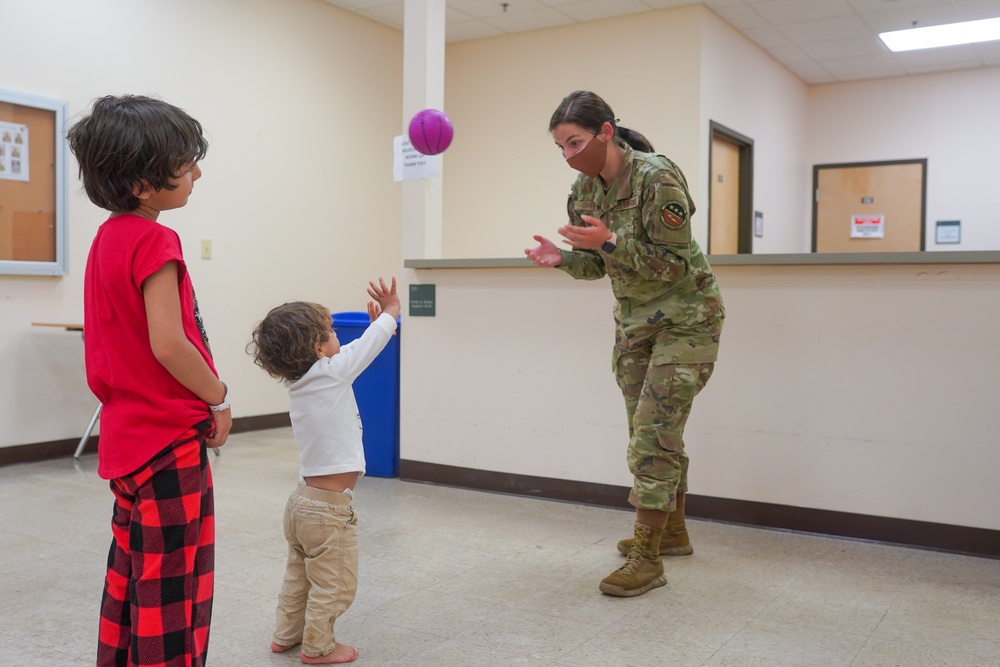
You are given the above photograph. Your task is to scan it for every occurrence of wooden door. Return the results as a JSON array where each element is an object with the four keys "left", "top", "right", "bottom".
[
  {"left": 709, "top": 135, "right": 740, "bottom": 255},
  {"left": 708, "top": 121, "right": 753, "bottom": 254},
  {"left": 813, "top": 160, "right": 926, "bottom": 253}
]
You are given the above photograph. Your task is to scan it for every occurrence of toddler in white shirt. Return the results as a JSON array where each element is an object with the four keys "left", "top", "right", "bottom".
[{"left": 248, "top": 277, "right": 400, "bottom": 665}]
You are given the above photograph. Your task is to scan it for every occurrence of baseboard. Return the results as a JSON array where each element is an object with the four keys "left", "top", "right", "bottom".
[
  {"left": 399, "top": 459, "right": 1000, "bottom": 560},
  {"left": 399, "top": 459, "right": 634, "bottom": 509},
  {"left": 229, "top": 412, "right": 291, "bottom": 434},
  {"left": 0, "top": 412, "right": 291, "bottom": 468}
]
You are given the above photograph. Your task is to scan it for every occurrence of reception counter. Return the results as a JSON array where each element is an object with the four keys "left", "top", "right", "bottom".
[{"left": 398, "top": 254, "right": 1000, "bottom": 557}]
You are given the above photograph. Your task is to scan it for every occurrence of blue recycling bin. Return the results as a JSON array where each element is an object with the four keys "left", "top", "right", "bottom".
[{"left": 331, "top": 312, "right": 400, "bottom": 477}]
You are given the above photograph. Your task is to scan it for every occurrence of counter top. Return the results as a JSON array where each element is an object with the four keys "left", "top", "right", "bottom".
[{"left": 404, "top": 251, "right": 1000, "bottom": 269}]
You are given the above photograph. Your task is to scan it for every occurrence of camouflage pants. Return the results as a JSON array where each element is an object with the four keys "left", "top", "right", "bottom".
[{"left": 614, "top": 338, "right": 714, "bottom": 513}]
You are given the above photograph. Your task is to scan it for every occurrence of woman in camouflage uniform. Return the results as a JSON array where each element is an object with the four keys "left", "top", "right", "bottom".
[{"left": 525, "top": 91, "right": 724, "bottom": 597}]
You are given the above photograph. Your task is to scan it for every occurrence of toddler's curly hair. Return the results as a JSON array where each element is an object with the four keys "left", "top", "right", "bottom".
[{"left": 248, "top": 302, "right": 331, "bottom": 383}]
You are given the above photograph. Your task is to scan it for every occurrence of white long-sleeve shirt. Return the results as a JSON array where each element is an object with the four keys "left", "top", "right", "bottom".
[{"left": 287, "top": 313, "right": 397, "bottom": 478}]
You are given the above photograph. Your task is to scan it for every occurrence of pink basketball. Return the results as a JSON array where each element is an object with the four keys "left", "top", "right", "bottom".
[{"left": 408, "top": 108, "right": 454, "bottom": 156}]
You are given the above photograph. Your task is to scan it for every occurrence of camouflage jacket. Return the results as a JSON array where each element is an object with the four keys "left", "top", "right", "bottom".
[{"left": 557, "top": 145, "right": 724, "bottom": 363}]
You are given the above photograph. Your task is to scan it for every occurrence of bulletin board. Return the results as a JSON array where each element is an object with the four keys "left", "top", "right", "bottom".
[{"left": 0, "top": 89, "right": 68, "bottom": 276}]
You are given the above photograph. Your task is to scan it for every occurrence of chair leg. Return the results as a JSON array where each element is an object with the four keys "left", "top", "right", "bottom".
[
  {"left": 73, "top": 404, "right": 221, "bottom": 459},
  {"left": 74, "top": 404, "right": 102, "bottom": 459}
]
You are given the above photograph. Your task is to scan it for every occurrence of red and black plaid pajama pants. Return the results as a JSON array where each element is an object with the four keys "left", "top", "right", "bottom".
[{"left": 97, "top": 421, "right": 215, "bottom": 667}]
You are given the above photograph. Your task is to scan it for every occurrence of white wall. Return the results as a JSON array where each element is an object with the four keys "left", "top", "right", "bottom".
[
  {"left": 808, "top": 66, "right": 1000, "bottom": 252},
  {"left": 0, "top": 0, "right": 403, "bottom": 448}
]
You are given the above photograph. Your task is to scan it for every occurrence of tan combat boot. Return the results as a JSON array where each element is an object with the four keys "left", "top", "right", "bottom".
[
  {"left": 617, "top": 492, "right": 693, "bottom": 556},
  {"left": 599, "top": 522, "right": 667, "bottom": 597}
]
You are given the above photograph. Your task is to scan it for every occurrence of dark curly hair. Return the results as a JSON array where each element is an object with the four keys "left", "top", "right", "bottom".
[
  {"left": 248, "top": 302, "right": 332, "bottom": 383},
  {"left": 67, "top": 95, "right": 209, "bottom": 212},
  {"left": 549, "top": 90, "right": 654, "bottom": 153}
]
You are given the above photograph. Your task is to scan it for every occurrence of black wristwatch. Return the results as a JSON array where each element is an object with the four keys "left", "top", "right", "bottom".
[{"left": 601, "top": 237, "right": 617, "bottom": 254}]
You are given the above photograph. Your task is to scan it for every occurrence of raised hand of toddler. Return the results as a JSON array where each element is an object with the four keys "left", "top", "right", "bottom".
[{"left": 366, "top": 276, "right": 400, "bottom": 322}]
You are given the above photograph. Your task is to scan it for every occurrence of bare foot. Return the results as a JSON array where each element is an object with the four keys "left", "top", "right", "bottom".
[
  {"left": 271, "top": 641, "right": 299, "bottom": 653},
  {"left": 300, "top": 642, "right": 358, "bottom": 664}
]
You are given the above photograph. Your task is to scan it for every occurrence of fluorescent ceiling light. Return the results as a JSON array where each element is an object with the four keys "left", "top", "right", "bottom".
[{"left": 880, "top": 17, "right": 1000, "bottom": 52}]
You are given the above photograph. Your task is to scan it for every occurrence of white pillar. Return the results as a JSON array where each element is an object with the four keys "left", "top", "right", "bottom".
[{"left": 402, "top": 0, "right": 445, "bottom": 260}]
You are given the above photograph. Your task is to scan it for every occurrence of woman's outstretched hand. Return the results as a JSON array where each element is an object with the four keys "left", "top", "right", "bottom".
[
  {"left": 524, "top": 235, "right": 562, "bottom": 267},
  {"left": 558, "top": 214, "right": 612, "bottom": 250}
]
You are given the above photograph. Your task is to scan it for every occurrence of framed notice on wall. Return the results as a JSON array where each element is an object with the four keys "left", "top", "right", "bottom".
[{"left": 0, "top": 89, "right": 68, "bottom": 276}]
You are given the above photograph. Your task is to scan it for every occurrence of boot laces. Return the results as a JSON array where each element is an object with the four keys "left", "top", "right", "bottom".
[{"left": 616, "top": 543, "right": 644, "bottom": 575}]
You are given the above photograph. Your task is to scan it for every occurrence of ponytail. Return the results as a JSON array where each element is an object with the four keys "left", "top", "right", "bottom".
[{"left": 617, "top": 126, "right": 654, "bottom": 153}]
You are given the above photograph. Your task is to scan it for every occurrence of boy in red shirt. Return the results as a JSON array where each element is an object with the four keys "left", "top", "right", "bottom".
[{"left": 68, "top": 95, "right": 231, "bottom": 667}]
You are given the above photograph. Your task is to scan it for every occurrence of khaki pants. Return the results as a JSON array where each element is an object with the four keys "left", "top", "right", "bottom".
[{"left": 273, "top": 484, "right": 358, "bottom": 658}]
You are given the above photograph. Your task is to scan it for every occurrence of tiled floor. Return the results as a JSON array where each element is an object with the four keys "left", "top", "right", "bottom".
[{"left": 2, "top": 427, "right": 1000, "bottom": 666}]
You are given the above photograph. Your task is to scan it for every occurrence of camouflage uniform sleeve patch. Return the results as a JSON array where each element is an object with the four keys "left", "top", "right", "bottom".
[
  {"left": 662, "top": 201, "right": 687, "bottom": 229},
  {"left": 646, "top": 182, "right": 692, "bottom": 245}
]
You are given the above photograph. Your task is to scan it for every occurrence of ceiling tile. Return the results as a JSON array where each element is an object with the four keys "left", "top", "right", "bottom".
[
  {"left": 358, "top": 3, "right": 405, "bottom": 27},
  {"left": 896, "top": 43, "right": 983, "bottom": 71},
  {"left": 798, "top": 35, "right": 888, "bottom": 60},
  {"left": 327, "top": 0, "right": 400, "bottom": 10},
  {"left": 446, "top": 7, "right": 477, "bottom": 23},
  {"left": 741, "top": 25, "right": 795, "bottom": 48},
  {"left": 748, "top": 0, "right": 854, "bottom": 24},
  {"left": 858, "top": 4, "right": 962, "bottom": 32},
  {"left": 700, "top": 0, "right": 745, "bottom": 7},
  {"left": 846, "top": 0, "right": 950, "bottom": 12},
  {"left": 556, "top": 0, "right": 653, "bottom": 22},
  {"left": 766, "top": 44, "right": 814, "bottom": 64},
  {"left": 776, "top": 15, "right": 871, "bottom": 42},
  {"left": 902, "top": 58, "right": 985, "bottom": 74},
  {"left": 821, "top": 52, "right": 907, "bottom": 78},
  {"left": 643, "top": 0, "right": 706, "bottom": 8},
  {"left": 711, "top": 4, "right": 770, "bottom": 29},
  {"left": 482, "top": 7, "right": 578, "bottom": 31},
  {"left": 782, "top": 60, "right": 838, "bottom": 84},
  {"left": 972, "top": 39, "right": 1000, "bottom": 63},
  {"left": 447, "top": 19, "right": 507, "bottom": 41},
  {"left": 448, "top": 0, "right": 551, "bottom": 20},
  {"left": 952, "top": 0, "right": 1000, "bottom": 21}
]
